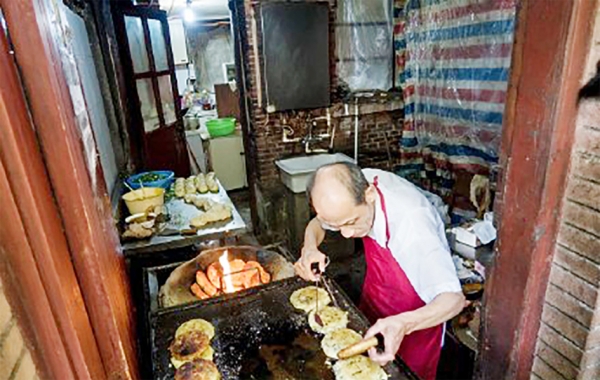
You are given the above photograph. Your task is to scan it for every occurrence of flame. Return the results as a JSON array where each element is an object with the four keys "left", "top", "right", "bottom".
[{"left": 218, "top": 250, "right": 235, "bottom": 293}]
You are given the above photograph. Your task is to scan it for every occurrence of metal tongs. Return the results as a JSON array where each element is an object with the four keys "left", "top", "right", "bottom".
[{"left": 311, "top": 258, "right": 340, "bottom": 325}]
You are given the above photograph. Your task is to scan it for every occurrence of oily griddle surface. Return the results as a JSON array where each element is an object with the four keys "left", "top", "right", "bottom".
[{"left": 151, "top": 277, "right": 418, "bottom": 380}]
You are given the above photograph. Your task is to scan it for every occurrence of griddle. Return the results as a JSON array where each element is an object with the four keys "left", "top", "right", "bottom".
[{"left": 150, "top": 276, "right": 419, "bottom": 379}]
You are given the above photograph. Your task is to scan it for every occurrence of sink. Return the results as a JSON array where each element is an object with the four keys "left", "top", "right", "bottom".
[{"left": 275, "top": 153, "right": 355, "bottom": 193}]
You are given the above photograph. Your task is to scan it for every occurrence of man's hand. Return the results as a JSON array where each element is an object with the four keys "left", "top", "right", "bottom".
[
  {"left": 364, "top": 315, "right": 409, "bottom": 366},
  {"left": 294, "top": 246, "right": 327, "bottom": 282}
]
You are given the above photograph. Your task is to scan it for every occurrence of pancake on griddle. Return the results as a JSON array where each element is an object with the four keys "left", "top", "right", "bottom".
[
  {"left": 169, "top": 330, "right": 210, "bottom": 364},
  {"left": 175, "top": 319, "right": 215, "bottom": 340},
  {"left": 174, "top": 358, "right": 221, "bottom": 380},
  {"left": 171, "top": 346, "right": 214, "bottom": 369},
  {"left": 308, "top": 306, "right": 348, "bottom": 334},
  {"left": 290, "top": 286, "right": 331, "bottom": 313},
  {"left": 333, "top": 355, "right": 388, "bottom": 380},
  {"left": 321, "top": 328, "right": 362, "bottom": 359}
]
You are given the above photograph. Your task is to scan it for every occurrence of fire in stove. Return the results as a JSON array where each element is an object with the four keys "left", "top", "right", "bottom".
[{"left": 190, "top": 250, "right": 271, "bottom": 299}]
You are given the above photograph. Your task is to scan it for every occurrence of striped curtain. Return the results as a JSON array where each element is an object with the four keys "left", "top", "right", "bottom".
[{"left": 395, "top": 0, "right": 516, "bottom": 214}]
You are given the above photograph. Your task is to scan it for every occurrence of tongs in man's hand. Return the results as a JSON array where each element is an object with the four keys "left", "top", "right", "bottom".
[{"left": 311, "top": 258, "right": 340, "bottom": 310}]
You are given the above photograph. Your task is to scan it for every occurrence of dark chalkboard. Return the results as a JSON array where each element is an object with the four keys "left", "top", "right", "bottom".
[{"left": 260, "top": 2, "right": 330, "bottom": 111}]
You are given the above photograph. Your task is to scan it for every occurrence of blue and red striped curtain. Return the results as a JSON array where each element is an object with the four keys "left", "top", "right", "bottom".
[{"left": 394, "top": 0, "right": 516, "bottom": 216}]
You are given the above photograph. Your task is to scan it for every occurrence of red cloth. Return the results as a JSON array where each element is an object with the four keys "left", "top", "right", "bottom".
[{"left": 359, "top": 178, "right": 442, "bottom": 380}]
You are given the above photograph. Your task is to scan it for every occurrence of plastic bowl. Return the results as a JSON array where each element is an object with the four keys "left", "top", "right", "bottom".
[
  {"left": 206, "top": 118, "right": 236, "bottom": 138},
  {"left": 122, "top": 187, "right": 165, "bottom": 215},
  {"left": 126, "top": 170, "right": 174, "bottom": 190}
]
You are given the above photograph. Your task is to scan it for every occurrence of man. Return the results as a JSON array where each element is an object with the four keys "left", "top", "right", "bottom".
[{"left": 295, "top": 162, "right": 465, "bottom": 380}]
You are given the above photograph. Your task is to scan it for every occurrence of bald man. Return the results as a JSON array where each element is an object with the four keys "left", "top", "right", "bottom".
[{"left": 294, "top": 162, "right": 465, "bottom": 380}]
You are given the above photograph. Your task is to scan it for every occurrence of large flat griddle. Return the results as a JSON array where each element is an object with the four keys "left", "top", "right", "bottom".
[{"left": 150, "top": 276, "right": 419, "bottom": 379}]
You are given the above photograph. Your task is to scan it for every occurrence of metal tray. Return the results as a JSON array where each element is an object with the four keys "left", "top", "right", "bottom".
[{"left": 150, "top": 276, "right": 418, "bottom": 379}]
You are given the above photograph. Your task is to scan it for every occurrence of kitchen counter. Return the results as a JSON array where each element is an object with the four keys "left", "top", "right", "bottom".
[{"left": 122, "top": 181, "right": 247, "bottom": 257}]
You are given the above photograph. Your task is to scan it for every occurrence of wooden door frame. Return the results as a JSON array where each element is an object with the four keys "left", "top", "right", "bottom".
[
  {"left": 477, "top": 0, "right": 596, "bottom": 379},
  {"left": 111, "top": 2, "right": 191, "bottom": 176},
  {"left": 0, "top": 0, "right": 139, "bottom": 378},
  {"left": 0, "top": 25, "right": 105, "bottom": 380}
]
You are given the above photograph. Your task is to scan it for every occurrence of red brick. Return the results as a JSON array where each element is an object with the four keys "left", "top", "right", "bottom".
[
  {"left": 554, "top": 246, "right": 600, "bottom": 285},
  {"left": 545, "top": 284, "right": 594, "bottom": 327},
  {"left": 0, "top": 321, "right": 24, "bottom": 376},
  {"left": 538, "top": 322, "right": 584, "bottom": 364},
  {"left": 575, "top": 126, "right": 600, "bottom": 156},
  {"left": 562, "top": 201, "right": 600, "bottom": 240},
  {"left": 13, "top": 351, "right": 37, "bottom": 380},
  {"left": 558, "top": 224, "right": 600, "bottom": 263},
  {"left": 566, "top": 178, "right": 600, "bottom": 211},
  {"left": 580, "top": 345, "right": 600, "bottom": 369},
  {"left": 536, "top": 340, "right": 578, "bottom": 379},
  {"left": 532, "top": 356, "right": 568, "bottom": 380},
  {"left": 585, "top": 327, "right": 600, "bottom": 350},
  {"left": 542, "top": 303, "right": 589, "bottom": 347},
  {"left": 549, "top": 264, "right": 598, "bottom": 307},
  {"left": 579, "top": 365, "right": 600, "bottom": 380},
  {"left": 572, "top": 152, "right": 600, "bottom": 182}
]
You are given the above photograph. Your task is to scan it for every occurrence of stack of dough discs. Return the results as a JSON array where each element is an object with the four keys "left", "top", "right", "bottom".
[
  {"left": 333, "top": 355, "right": 388, "bottom": 380},
  {"left": 175, "top": 319, "right": 216, "bottom": 340},
  {"left": 170, "top": 319, "right": 216, "bottom": 369},
  {"left": 308, "top": 306, "right": 349, "bottom": 334},
  {"left": 289, "top": 286, "right": 331, "bottom": 313},
  {"left": 171, "top": 347, "right": 214, "bottom": 368},
  {"left": 169, "top": 330, "right": 210, "bottom": 369},
  {"left": 321, "top": 328, "right": 362, "bottom": 359},
  {"left": 174, "top": 359, "right": 221, "bottom": 380}
]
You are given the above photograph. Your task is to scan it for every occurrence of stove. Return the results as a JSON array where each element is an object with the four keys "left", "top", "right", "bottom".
[{"left": 149, "top": 276, "right": 418, "bottom": 379}]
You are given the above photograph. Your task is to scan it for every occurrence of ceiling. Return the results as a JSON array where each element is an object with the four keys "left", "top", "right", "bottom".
[{"left": 158, "top": 0, "right": 230, "bottom": 21}]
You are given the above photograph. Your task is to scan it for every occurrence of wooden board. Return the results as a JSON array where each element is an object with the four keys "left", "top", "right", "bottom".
[
  {"left": 260, "top": 2, "right": 330, "bottom": 111},
  {"left": 214, "top": 83, "right": 241, "bottom": 119}
]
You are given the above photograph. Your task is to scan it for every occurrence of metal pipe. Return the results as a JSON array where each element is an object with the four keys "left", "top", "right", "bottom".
[{"left": 354, "top": 100, "right": 359, "bottom": 162}]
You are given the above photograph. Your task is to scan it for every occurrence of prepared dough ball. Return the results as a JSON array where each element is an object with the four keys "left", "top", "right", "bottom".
[
  {"left": 169, "top": 330, "right": 210, "bottom": 363},
  {"left": 174, "top": 358, "right": 221, "bottom": 380},
  {"left": 289, "top": 286, "right": 331, "bottom": 313},
  {"left": 308, "top": 306, "right": 348, "bottom": 334},
  {"left": 171, "top": 346, "right": 214, "bottom": 369},
  {"left": 175, "top": 319, "right": 215, "bottom": 340},
  {"left": 321, "top": 328, "right": 362, "bottom": 359},
  {"left": 333, "top": 355, "right": 388, "bottom": 380}
]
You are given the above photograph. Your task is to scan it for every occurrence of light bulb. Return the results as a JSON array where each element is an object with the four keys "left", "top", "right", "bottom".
[{"left": 183, "top": 6, "right": 195, "bottom": 23}]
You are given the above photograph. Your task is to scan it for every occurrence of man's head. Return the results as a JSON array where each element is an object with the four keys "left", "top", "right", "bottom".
[{"left": 306, "top": 162, "right": 377, "bottom": 238}]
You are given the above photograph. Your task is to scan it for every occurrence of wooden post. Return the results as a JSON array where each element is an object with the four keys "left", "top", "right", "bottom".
[{"left": 477, "top": 0, "right": 596, "bottom": 379}]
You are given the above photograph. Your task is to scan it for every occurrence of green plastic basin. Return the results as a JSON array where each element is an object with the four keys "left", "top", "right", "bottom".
[{"left": 206, "top": 118, "right": 236, "bottom": 137}]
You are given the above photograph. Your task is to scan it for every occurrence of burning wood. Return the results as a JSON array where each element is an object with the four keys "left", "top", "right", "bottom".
[{"left": 191, "top": 250, "right": 271, "bottom": 298}]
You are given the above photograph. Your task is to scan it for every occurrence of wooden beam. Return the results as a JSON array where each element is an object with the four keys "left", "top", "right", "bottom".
[
  {"left": 477, "top": 0, "right": 596, "bottom": 379},
  {"left": 0, "top": 0, "right": 139, "bottom": 378}
]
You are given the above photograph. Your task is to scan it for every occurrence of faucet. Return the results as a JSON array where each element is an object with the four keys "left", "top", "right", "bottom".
[
  {"left": 302, "top": 120, "right": 328, "bottom": 154},
  {"left": 282, "top": 125, "right": 302, "bottom": 143},
  {"left": 282, "top": 109, "right": 336, "bottom": 154}
]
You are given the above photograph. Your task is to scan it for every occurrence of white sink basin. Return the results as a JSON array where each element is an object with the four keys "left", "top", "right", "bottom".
[{"left": 275, "top": 153, "right": 355, "bottom": 193}]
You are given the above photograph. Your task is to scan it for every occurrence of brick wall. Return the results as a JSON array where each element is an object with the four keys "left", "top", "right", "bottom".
[
  {"left": 531, "top": 9, "right": 600, "bottom": 380},
  {"left": 240, "top": 0, "right": 404, "bottom": 190},
  {"left": 0, "top": 282, "right": 39, "bottom": 380}
]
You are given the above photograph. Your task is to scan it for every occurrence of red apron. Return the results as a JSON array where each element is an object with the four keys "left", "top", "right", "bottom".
[{"left": 359, "top": 178, "right": 442, "bottom": 380}]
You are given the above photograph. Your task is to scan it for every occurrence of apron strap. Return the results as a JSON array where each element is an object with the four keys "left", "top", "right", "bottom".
[{"left": 373, "top": 176, "right": 391, "bottom": 247}]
